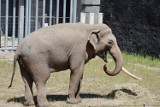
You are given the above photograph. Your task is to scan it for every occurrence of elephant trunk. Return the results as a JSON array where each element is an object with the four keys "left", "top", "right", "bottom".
[{"left": 103, "top": 45, "right": 122, "bottom": 76}]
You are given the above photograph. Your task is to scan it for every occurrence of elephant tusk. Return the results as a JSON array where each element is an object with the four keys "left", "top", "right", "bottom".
[{"left": 122, "top": 67, "right": 142, "bottom": 80}]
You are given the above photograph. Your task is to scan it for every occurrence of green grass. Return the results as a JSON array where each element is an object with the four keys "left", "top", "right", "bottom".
[
  {"left": 0, "top": 52, "right": 160, "bottom": 106},
  {"left": 123, "top": 52, "right": 160, "bottom": 67}
]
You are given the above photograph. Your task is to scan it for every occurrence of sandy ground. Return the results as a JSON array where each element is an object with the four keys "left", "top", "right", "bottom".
[
  {"left": 0, "top": 51, "right": 15, "bottom": 60},
  {"left": 1, "top": 83, "right": 158, "bottom": 107}
]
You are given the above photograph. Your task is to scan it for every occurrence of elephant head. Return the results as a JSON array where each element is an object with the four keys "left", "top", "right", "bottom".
[
  {"left": 87, "top": 24, "right": 142, "bottom": 80},
  {"left": 88, "top": 24, "right": 122, "bottom": 76}
]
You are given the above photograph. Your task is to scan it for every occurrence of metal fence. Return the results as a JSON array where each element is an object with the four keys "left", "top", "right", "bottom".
[{"left": 0, "top": 0, "right": 78, "bottom": 51}]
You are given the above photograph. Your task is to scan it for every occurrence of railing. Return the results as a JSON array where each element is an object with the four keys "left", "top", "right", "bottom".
[{"left": 0, "top": 0, "right": 78, "bottom": 51}]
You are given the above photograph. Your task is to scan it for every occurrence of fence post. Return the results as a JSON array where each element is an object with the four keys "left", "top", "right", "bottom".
[
  {"left": 42, "top": 0, "right": 46, "bottom": 27},
  {"left": 18, "top": 0, "right": 24, "bottom": 44},
  {"left": 73, "top": 0, "right": 77, "bottom": 23},
  {"left": 56, "top": 0, "right": 60, "bottom": 24},
  {"left": 25, "top": 0, "right": 29, "bottom": 36},
  {"left": 5, "top": 0, "right": 9, "bottom": 48},
  {"left": 28, "top": 0, "right": 31, "bottom": 34},
  {"left": 70, "top": 0, "right": 73, "bottom": 22},
  {"left": 63, "top": 0, "right": 66, "bottom": 23},
  {"left": 49, "top": 0, "right": 53, "bottom": 25},
  {"left": 35, "top": 0, "right": 39, "bottom": 30},
  {"left": 12, "top": 0, "right": 16, "bottom": 48},
  {"left": 0, "top": 0, "right": 1, "bottom": 48}
]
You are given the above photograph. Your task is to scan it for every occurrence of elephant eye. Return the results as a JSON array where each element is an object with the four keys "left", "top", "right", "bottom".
[{"left": 108, "top": 40, "right": 113, "bottom": 45}]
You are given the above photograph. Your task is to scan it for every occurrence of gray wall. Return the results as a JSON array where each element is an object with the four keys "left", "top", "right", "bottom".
[{"left": 81, "top": 0, "right": 100, "bottom": 13}]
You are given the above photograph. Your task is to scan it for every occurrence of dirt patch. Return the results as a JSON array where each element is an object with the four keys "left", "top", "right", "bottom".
[
  {"left": 108, "top": 83, "right": 155, "bottom": 105},
  {"left": 48, "top": 83, "right": 157, "bottom": 106},
  {"left": 5, "top": 83, "right": 157, "bottom": 107},
  {"left": 0, "top": 51, "right": 14, "bottom": 60}
]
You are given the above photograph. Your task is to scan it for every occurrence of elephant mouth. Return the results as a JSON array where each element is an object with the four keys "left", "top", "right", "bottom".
[
  {"left": 98, "top": 51, "right": 108, "bottom": 63},
  {"left": 98, "top": 51, "right": 142, "bottom": 80}
]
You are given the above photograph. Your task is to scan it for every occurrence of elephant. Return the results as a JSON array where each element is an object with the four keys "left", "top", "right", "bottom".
[{"left": 8, "top": 23, "right": 140, "bottom": 107}]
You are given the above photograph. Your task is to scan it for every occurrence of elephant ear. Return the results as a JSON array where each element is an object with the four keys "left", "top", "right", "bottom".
[{"left": 88, "top": 30, "right": 101, "bottom": 50}]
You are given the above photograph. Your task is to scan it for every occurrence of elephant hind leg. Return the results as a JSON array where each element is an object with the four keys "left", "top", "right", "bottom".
[
  {"left": 35, "top": 82, "right": 48, "bottom": 107},
  {"left": 30, "top": 65, "right": 50, "bottom": 107},
  {"left": 19, "top": 64, "right": 34, "bottom": 106}
]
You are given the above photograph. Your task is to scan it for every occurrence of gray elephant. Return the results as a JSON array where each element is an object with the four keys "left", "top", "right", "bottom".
[{"left": 9, "top": 23, "right": 139, "bottom": 107}]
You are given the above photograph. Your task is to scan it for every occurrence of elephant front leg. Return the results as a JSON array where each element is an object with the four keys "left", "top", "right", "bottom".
[{"left": 67, "top": 63, "right": 84, "bottom": 104}]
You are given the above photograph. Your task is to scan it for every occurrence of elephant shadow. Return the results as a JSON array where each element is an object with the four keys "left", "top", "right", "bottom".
[{"left": 7, "top": 88, "right": 137, "bottom": 104}]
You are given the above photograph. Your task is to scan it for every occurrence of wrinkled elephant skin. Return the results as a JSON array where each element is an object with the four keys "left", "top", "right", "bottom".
[{"left": 9, "top": 23, "right": 124, "bottom": 107}]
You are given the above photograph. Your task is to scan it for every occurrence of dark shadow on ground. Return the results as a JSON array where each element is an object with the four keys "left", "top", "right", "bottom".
[{"left": 7, "top": 88, "right": 137, "bottom": 104}]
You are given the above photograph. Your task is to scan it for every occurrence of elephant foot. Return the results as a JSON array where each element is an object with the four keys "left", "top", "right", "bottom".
[
  {"left": 66, "top": 96, "right": 82, "bottom": 104},
  {"left": 37, "top": 100, "right": 48, "bottom": 107},
  {"left": 76, "top": 95, "right": 82, "bottom": 103},
  {"left": 24, "top": 100, "right": 34, "bottom": 106}
]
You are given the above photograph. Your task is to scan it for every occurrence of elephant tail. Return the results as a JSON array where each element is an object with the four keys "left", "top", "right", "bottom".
[{"left": 8, "top": 54, "right": 19, "bottom": 88}]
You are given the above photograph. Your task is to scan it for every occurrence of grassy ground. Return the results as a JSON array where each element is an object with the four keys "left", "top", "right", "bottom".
[{"left": 0, "top": 52, "right": 160, "bottom": 107}]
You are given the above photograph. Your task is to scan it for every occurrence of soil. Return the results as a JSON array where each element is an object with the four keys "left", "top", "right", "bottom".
[
  {"left": 110, "top": 83, "right": 155, "bottom": 105},
  {"left": 47, "top": 83, "right": 158, "bottom": 106},
  {"left": 0, "top": 51, "right": 15, "bottom": 60}
]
